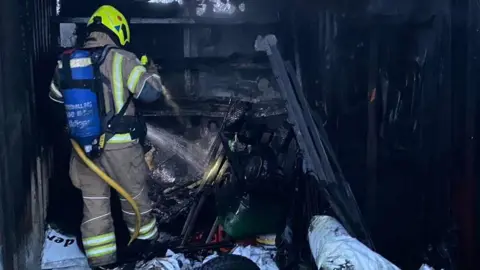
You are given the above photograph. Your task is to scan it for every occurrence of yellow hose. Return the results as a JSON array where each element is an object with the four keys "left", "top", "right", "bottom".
[{"left": 71, "top": 139, "right": 141, "bottom": 245}]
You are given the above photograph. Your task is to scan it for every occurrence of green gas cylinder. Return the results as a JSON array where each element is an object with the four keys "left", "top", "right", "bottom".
[{"left": 217, "top": 192, "right": 286, "bottom": 239}]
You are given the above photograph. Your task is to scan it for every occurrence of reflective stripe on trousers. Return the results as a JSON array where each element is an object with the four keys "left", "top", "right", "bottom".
[
  {"left": 128, "top": 218, "right": 158, "bottom": 240},
  {"left": 82, "top": 232, "right": 117, "bottom": 259}
]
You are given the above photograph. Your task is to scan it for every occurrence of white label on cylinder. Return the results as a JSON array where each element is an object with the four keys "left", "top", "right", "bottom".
[{"left": 84, "top": 145, "right": 92, "bottom": 153}]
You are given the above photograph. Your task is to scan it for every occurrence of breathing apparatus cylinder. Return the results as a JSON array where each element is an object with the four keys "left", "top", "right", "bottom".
[{"left": 63, "top": 50, "right": 103, "bottom": 155}]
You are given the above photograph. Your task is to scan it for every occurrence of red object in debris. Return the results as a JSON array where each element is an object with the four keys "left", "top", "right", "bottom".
[
  {"left": 216, "top": 225, "right": 232, "bottom": 253},
  {"left": 213, "top": 226, "right": 225, "bottom": 243},
  {"left": 193, "top": 232, "right": 204, "bottom": 242}
]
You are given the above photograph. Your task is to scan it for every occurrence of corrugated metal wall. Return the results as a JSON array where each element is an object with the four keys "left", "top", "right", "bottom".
[
  {"left": 0, "top": 0, "right": 56, "bottom": 268},
  {"left": 293, "top": 0, "right": 475, "bottom": 269}
]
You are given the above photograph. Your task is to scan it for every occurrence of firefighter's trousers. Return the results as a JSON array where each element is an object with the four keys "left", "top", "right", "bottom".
[{"left": 70, "top": 141, "right": 158, "bottom": 267}]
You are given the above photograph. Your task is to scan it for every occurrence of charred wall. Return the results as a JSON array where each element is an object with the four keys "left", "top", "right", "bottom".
[
  {"left": 463, "top": 0, "right": 479, "bottom": 267},
  {"left": 294, "top": 0, "right": 475, "bottom": 269},
  {"left": 0, "top": 0, "right": 56, "bottom": 269}
]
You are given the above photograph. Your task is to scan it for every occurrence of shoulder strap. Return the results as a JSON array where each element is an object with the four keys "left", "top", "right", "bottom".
[
  {"left": 117, "top": 93, "right": 134, "bottom": 118},
  {"left": 90, "top": 45, "right": 117, "bottom": 66}
]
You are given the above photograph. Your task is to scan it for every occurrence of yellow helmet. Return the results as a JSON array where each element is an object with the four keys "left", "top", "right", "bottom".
[{"left": 87, "top": 5, "right": 130, "bottom": 46}]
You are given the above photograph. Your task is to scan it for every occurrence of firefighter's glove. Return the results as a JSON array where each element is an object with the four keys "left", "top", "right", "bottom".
[
  {"left": 147, "top": 60, "right": 158, "bottom": 74},
  {"left": 141, "top": 55, "right": 158, "bottom": 73}
]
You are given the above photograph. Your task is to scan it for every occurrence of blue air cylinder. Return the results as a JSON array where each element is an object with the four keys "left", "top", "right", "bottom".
[{"left": 62, "top": 50, "right": 102, "bottom": 153}]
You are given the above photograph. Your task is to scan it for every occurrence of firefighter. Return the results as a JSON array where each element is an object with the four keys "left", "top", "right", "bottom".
[{"left": 49, "top": 5, "right": 168, "bottom": 267}]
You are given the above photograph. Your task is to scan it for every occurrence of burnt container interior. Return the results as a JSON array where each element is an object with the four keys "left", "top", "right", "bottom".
[{"left": 0, "top": 0, "right": 478, "bottom": 269}]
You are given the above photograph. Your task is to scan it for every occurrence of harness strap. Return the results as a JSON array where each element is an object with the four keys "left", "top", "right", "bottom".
[
  {"left": 103, "top": 93, "right": 145, "bottom": 143},
  {"left": 117, "top": 93, "right": 134, "bottom": 118}
]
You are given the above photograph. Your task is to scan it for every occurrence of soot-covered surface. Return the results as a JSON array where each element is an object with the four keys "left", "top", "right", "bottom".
[
  {"left": 46, "top": 0, "right": 480, "bottom": 269},
  {"left": 292, "top": 0, "right": 478, "bottom": 268}
]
